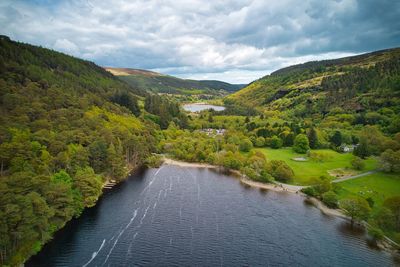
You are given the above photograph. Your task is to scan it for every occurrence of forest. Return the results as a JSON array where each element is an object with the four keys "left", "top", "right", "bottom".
[{"left": 0, "top": 36, "right": 187, "bottom": 265}]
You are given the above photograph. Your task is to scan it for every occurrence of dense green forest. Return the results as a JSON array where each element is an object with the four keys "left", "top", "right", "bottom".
[{"left": 0, "top": 36, "right": 189, "bottom": 265}]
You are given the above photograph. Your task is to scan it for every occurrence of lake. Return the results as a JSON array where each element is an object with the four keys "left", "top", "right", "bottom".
[
  {"left": 182, "top": 103, "right": 225, "bottom": 112},
  {"left": 27, "top": 165, "right": 397, "bottom": 266}
]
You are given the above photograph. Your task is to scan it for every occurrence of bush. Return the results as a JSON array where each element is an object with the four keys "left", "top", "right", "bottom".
[
  {"left": 339, "top": 197, "right": 371, "bottom": 224},
  {"left": 241, "top": 166, "right": 258, "bottom": 180},
  {"left": 260, "top": 171, "right": 274, "bottom": 182},
  {"left": 270, "top": 135, "right": 283, "bottom": 149},
  {"left": 314, "top": 176, "right": 332, "bottom": 195},
  {"left": 322, "top": 191, "right": 338, "bottom": 208},
  {"left": 267, "top": 160, "right": 294, "bottom": 182},
  {"left": 301, "top": 186, "right": 318, "bottom": 197},
  {"left": 368, "top": 227, "right": 384, "bottom": 241},
  {"left": 372, "top": 207, "right": 395, "bottom": 231},
  {"left": 145, "top": 154, "right": 164, "bottom": 168},
  {"left": 293, "top": 134, "right": 310, "bottom": 154},
  {"left": 255, "top": 137, "right": 265, "bottom": 147},
  {"left": 239, "top": 138, "right": 253, "bottom": 152},
  {"left": 366, "top": 197, "right": 374, "bottom": 208},
  {"left": 380, "top": 149, "right": 400, "bottom": 173},
  {"left": 308, "top": 151, "right": 331, "bottom": 162},
  {"left": 351, "top": 156, "right": 365, "bottom": 170}
]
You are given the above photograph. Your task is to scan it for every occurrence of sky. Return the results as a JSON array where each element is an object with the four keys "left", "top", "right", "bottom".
[{"left": 1, "top": 0, "right": 399, "bottom": 84}]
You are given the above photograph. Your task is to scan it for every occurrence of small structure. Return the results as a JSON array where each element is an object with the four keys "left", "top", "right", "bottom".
[
  {"left": 199, "top": 128, "right": 226, "bottom": 136},
  {"left": 103, "top": 179, "right": 117, "bottom": 189},
  {"left": 339, "top": 144, "right": 356, "bottom": 153}
]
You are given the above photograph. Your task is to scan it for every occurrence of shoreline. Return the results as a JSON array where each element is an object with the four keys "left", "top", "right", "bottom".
[
  {"left": 163, "top": 157, "right": 399, "bottom": 253},
  {"left": 163, "top": 158, "right": 346, "bottom": 217}
]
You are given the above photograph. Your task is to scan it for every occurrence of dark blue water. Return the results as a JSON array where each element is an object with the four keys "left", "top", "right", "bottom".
[{"left": 27, "top": 165, "right": 397, "bottom": 266}]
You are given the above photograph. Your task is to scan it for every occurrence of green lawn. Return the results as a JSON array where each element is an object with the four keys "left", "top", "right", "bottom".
[
  {"left": 336, "top": 172, "right": 400, "bottom": 243},
  {"left": 336, "top": 172, "right": 400, "bottom": 207},
  {"left": 255, "top": 147, "right": 377, "bottom": 185}
]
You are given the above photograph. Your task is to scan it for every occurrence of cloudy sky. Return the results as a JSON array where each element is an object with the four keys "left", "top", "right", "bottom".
[{"left": 1, "top": 0, "right": 399, "bottom": 83}]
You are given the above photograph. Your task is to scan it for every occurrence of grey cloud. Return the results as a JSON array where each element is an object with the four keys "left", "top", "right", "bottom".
[{"left": 0, "top": 0, "right": 399, "bottom": 83}]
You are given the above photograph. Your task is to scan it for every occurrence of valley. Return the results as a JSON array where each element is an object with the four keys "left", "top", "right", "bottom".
[{"left": 1, "top": 36, "right": 400, "bottom": 266}]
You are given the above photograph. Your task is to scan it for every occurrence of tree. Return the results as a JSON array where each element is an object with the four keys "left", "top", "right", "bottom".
[
  {"left": 256, "top": 128, "right": 269, "bottom": 138},
  {"left": 270, "top": 136, "right": 283, "bottom": 149},
  {"left": 89, "top": 139, "right": 108, "bottom": 173},
  {"left": 219, "top": 151, "right": 243, "bottom": 170},
  {"left": 356, "top": 126, "right": 387, "bottom": 156},
  {"left": 267, "top": 160, "right": 294, "bottom": 182},
  {"left": 208, "top": 113, "right": 214, "bottom": 123},
  {"left": 330, "top": 130, "right": 342, "bottom": 147},
  {"left": 73, "top": 167, "right": 102, "bottom": 207},
  {"left": 107, "top": 143, "right": 126, "bottom": 180},
  {"left": 353, "top": 139, "right": 370, "bottom": 159},
  {"left": 66, "top": 144, "right": 89, "bottom": 175},
  {"left": 293, "top": 134, "right": 309, "bottom": 154},
  {"left": 111, "top": 92, "right": 140, "bottom": 117},
  {"left": 314, "top": 176, "right": 332, "bottom": 195},
  {"left": 239, "top": 139, "right": 253, "bottom": 152},
  {"left": 368, "top": 227, "right": 384, "bottom": 241},
  {"left": 307, "top": 127, "right": 318, "bottom": 149},
  {"left": 254, "top": 137, "right": 265, "bottom": 147},
  {"left": 339, "top": 197, "right": 371, "bottom": 225},
  {"left": 322, "top": 191, "right": 338, "bottom": 208},
  {"left": 372, "top": 207, "right": 396, "bottom": 231},
  {"left": 380, "top": 149, "right": 400, "bottom": 173},
  {"left": 351, "top": 157, "right": 365, "bottom": 170},
  {"left": 383, "top": 196, "right": 400, "bottom": 230}
]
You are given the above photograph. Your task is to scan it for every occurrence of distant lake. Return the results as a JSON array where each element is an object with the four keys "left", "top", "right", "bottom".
[
  {"left": 183, "top": 103, "right": 225, "bottom": 112},
  {"left": 27, "top": 165, "right": 396, "bottom": 267}
]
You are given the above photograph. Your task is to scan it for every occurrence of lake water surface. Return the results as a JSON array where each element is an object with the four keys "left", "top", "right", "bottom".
[
  {"left": 182, "top": 103, "right": 225, "bottom": 112},
  {"left": 27, "top": 165, "right": 397, "bottom": 266}
]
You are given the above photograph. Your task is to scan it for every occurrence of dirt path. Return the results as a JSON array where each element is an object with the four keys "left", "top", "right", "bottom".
[{"left": 331, "top": 170, "right": 379, "bottom": 183}]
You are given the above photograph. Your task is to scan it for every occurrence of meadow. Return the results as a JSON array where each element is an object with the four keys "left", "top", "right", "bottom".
[
  {"left": 336, "top": 172, "right": 400, "bottom": 207},
  {"left": 255, "top": 148, "right": 378, "bottom": 185}
]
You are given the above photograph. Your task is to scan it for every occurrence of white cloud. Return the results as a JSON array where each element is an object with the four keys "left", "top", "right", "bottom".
[
  {"left": 54, "top": 38, "right": 79, "bottom": 54},
  {"left": 0, "top": 0, "right": 399, "bottom": 83}
]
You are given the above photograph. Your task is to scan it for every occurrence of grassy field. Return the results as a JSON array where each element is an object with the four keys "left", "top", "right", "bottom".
[
  {"left": 336, "top": 172, "right": 400, "bottom": 243},
  {"left": 336, "top": 172, "right": 400, "bottom": 207},
  {"left": 255, "top": 148, "right": 377, "bottom": 185}
]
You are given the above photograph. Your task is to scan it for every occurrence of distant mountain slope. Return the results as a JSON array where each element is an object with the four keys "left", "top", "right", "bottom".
[
  {"left": 106, "top": 67, "right": 245, "bottom": 95},
  {"left": 228, "top": 47, "right": 400, "bottom": 115}
]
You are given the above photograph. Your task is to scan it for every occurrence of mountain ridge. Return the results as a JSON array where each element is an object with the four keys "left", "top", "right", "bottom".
[
  {"left": 106, "top": 67, "right": 245, "bottom": 95},
  {"left": 228, "top": 47, "right": 400, "bottom": 116}
]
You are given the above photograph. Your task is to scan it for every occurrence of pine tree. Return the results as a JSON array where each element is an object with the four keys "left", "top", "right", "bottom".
[
  {"left": 107, "top": 143, "right": 126, "bottom": 181},
  {"left": 307, "top": 127, "right": 318, "bottom": 149},
  {"left": 330, "top": 130, "right": 342, "bottom": 147}
]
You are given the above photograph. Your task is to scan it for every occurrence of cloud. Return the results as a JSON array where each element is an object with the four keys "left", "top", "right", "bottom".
[
  {"left": 54, "top": 38, "right": 79, "bottom": 54},
  {"left": 0, "top": 0, "right": 399, "bottom": 83}
]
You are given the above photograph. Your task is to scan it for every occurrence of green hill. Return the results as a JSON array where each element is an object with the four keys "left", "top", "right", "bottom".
[
  {"left": 106, "top": 67, "right": 245, "bottom": 95},
  {"left": 0, "top": 36, "right": 162, "bottom": 265},
  {"left": 228, "top": 48, "right": 400, "bottom": 116}
]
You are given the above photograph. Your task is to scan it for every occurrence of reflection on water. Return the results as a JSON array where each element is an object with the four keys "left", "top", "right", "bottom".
[
  {"left": 337, "top": 221, "right": 366, "bottom": 237},
  {"left": 27, "top": 165, "right": 397, "bottom": 267}
]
